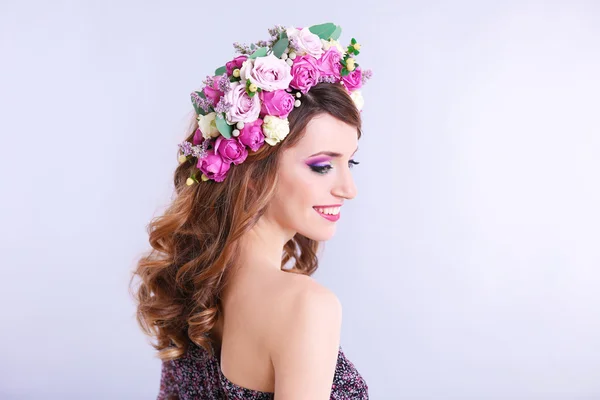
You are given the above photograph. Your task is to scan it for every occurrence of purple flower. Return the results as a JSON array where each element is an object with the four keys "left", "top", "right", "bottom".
[
  {"left": 213, "top": 97, "right": 233, "bottom": 114},
  {"left": 361, "top": 68, "right": 373, "bottom": 84},
  {"left": 191, "top": 92, "right": 212, "bottom": 114},
  {"left": 178, "top": 141, "right": 193, "bottom": 156},
  {"left": 218, "top": 74, "right": 231, "bottom": 93}
]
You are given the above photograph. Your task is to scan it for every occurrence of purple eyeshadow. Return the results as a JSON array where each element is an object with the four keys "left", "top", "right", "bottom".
[{"left": 306, "top": 156, "right": 332, "bottom": 166}]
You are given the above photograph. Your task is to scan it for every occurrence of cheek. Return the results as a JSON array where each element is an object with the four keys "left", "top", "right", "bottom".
[{"left": 276, "top": 168, "right": 321, "bottom": 214}]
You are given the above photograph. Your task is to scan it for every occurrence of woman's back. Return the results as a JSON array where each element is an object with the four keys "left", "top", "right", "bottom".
[{"left": 157, "top": 269, "right": 369, "bottom": 399}]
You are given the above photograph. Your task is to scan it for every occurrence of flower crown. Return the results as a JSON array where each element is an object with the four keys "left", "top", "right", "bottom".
[{"left": 178, "top": 23, "right": 372, "bottom": 184}]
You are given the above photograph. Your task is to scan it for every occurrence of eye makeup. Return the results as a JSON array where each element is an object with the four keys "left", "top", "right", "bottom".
[
  {"left": 306, "top": 157, "right": 333, "bottom": 175},
  {"left": 305, "top": 156, "right": 360, "bottom": 175}
]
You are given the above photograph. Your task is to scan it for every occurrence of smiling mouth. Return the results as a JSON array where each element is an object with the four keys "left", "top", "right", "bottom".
[{"left": 313, "top": 206, "right": 341, "bottom": 222}]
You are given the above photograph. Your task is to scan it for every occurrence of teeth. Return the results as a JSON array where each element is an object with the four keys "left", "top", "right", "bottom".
[{"left": 316, "top": 207, "right": 340, "bottom": 215}]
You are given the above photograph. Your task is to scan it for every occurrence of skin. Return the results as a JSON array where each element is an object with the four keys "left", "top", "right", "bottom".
[{"left": 213, "top": 113, "right": 359, "bottom": 398}]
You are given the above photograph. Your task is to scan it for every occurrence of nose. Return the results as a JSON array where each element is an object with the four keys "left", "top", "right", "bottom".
[{"left": 331, "top": 166, "right": 358, "bottom": 200}]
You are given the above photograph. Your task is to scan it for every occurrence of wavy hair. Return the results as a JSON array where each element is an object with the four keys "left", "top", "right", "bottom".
[{"left": 130, "top": 82, "right": 362, "bottom": 361}]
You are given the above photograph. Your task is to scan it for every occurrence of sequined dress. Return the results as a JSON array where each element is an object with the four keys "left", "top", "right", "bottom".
[{"left": 157, "top": 340, "right": 369, "bottom": 399}]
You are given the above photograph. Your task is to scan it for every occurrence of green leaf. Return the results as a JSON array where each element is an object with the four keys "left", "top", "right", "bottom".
[
  {"left": 341, "top": 68, "right": 350, "bottom": 77},
  {"left": 354, "top": 50, "right": 360, "bottom": 56},
  {"left": 249, "top": 47, "right": 268, "bottom": 59},
  {"left": 330, "top": 25, "right": 342, "bottom": 40},
  {"left": 272, "top": 36, "right": 289, "bottom": 58},
  {"left": 351, "top": 38, "right": 357, "bottom": 45},
  {"left": 308, "top": 23, "right": 337, "bottom": 40},
  {"left": 215, "top": 66, "right": 226, "bottom": 76},
  {"left": 215, "top": 113, "right": 232, "bottom": 139},
  {"left": 250, "top": 43, "right": 256, "bottom": 50}
]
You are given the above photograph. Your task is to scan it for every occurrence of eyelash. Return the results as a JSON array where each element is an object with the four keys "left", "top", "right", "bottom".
[{"left": 309, "top": 159, "right": 360, "bottom": 175}]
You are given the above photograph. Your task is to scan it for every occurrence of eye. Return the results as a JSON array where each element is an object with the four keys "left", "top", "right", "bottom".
[
  {"left": 309, "top": 164, "right": 333, "bottom": 175},
  {"left": 349, "top": 159, "right": 360, "bottom": 169}
]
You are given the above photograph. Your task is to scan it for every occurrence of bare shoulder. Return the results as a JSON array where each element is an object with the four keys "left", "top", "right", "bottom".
[
  {"left": 266, "top": 272, "right": 342, "bottom": 327},
  {"left": 266, "top": 272, "right": 342, "bottom": 399}
]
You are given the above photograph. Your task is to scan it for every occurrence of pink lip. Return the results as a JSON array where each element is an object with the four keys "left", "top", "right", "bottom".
[{"left": 313, "top": 206, "right": 341, "bottom": 222}]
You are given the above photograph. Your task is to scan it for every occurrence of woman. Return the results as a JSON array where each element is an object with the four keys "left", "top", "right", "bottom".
[{"left": 131, "top": 23, "right": 371, "bottom": 399}]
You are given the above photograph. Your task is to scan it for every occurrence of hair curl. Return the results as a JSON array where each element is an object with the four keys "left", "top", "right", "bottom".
[{"left": 130, "top": 83, "right": 362, "bottom": 361}]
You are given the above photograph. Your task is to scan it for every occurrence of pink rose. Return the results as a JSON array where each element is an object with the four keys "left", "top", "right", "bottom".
[
  {"left": 192, "top": 128, "right": 203, "bottom": 145},
  {"left": 238, "top": 119, "right": 265, "bottom": 152},
  {"left": 286, "top": 27, "right": 324, "bottom": 59},
  {"left": 259, "top": 90, "right": 295, "bottom": 119},
  {"left": 240, "top": 54, "right": 293, "bottom": 91},
  {"left": 224, "top": 82, "right": 261, "bottom": 123},
  {"left": 203, "top": 76, "right": 225, "bottom": 105},
  {"left": 226, "top": 55, "right": 247, "bottom": 76},
  {"left": 197, "top": 149, "right": 231, "bottom": 182},
  {"left": 342, "top": 67, "right": 362, "bottom": 91},
  {"left": 316, "top": 48, "right": 342, "bottom": 80},
  {"left": 290, "top": 55, "right": 320, "bottom": 94},
  {"left": 214, "top": 136, "right": 248, "bottom": 165}
]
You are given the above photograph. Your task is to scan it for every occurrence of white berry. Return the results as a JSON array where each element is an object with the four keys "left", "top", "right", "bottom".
[
  {"left": 232, "top": 129, "right": 240, "bottom": 137},
  {"left": 236, "top": 121, "right": 245, "bottom": 130},
  {"left": 294, "top": 99, "right": 301, "bottom": 107},
  {"left": 288, "top": 52, "right": 297, "bottom": 60}
]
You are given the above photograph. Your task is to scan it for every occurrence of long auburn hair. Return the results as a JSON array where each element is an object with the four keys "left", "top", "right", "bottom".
[{"left": 130, "top": 82, "right": 362, "bottom": 361}]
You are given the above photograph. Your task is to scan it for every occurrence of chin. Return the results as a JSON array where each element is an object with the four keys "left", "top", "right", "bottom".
[{"left": 299, "top": 226, "right": 337, "bottom": 242}]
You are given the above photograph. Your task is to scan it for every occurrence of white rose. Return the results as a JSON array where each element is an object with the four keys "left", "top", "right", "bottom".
[
  {"left": 349, "top": 90, "right": 364, "bottom": 111},
  {"left": 262, "top": 115, "right": 290, "bottom": 146},
  {"left": 197, "top": 112, "right": 220, "bottom": 139},
  {"left": 240, "top": 54, "right": 293, "bottom": 91},
  {"left": 321, "top": 39, "right": 345, "bottom": 55},
  {"left": 286, "top": 27, "right": 324, "bottom": 59}
]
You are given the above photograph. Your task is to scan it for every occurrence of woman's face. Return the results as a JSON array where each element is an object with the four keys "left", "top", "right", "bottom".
[{"left": 266, "top": 113, "right": 359, "bottom": 242}]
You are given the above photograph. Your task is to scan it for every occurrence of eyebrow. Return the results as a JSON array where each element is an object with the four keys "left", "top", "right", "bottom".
[{"left": 308, "top": 147, "right": 359, "bottom": 158}]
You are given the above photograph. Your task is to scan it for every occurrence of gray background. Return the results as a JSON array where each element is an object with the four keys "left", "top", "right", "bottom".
[{"left": 1, "top": 0, "right": 599, "bottom": 399}]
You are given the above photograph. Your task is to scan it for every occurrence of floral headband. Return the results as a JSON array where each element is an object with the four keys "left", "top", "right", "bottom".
[{"left": 178, "top": 23, "right": 372, "bottom": 184}]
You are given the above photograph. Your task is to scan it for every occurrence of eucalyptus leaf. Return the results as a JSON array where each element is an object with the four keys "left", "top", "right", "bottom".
[
  {"left": 250, "top": 43, "right": 256, "bottom": 50},
  {"left": 309, "top": 23, "right": 337, "bottom": 40},
  {"left": 215, "top": 113, "right": 232, "bottom": 139},
  {"left": 249, "top": 47, "right": 268, "bottom": 59},
  {"left": 214, "top": 66, "right": 226, "bottom": 76},
  {"left": 330, "top": 25, "right": 342, "bottom": 40},
  {"left": 272, "top": 37, "right": 289, "bottom": 58}
]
